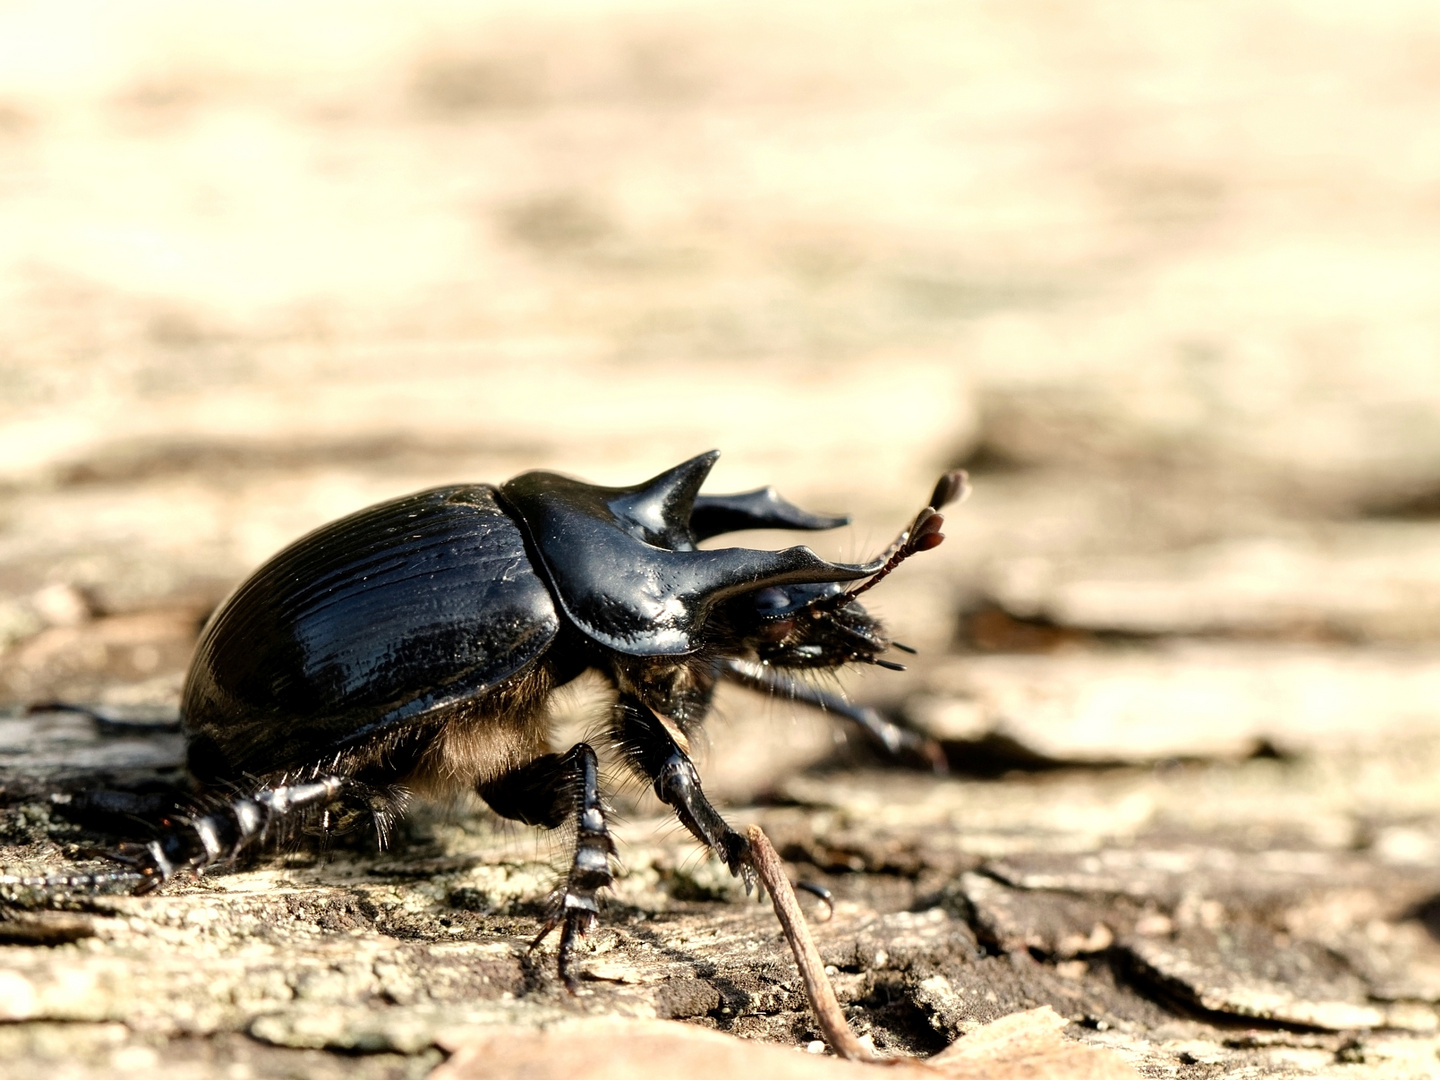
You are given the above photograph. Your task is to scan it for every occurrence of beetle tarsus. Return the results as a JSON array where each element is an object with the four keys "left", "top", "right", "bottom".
[{"left": 555, "top": 909, "right": 590, "bottom": 992}]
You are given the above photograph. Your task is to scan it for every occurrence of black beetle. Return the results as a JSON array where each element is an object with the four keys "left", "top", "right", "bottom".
[{"left": 81, "top": 451, "right": 965, "bottom": 985}]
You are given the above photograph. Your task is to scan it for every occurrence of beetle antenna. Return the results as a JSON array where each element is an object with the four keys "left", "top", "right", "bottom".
[
  {"left": 890, "top": 641, "right": 917, "bottom": 654},
  {"left": 845, "top": 507, "right": 945, "bottom": 600},
  {"left": 927, "top": 469, "right": 970, "bottom": 514},
  {"left": 841, "top": 470, "right": 968, "bottom": 601},
  {"left": 841, "top": 470, "right": 968, "bottom": 602}
]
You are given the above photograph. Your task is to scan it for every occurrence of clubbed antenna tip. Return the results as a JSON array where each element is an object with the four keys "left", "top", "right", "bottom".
[
  {"left": 844, "top": 470, "right": 971, "bottom": 602},
  {"left": 907, "top": 506, "right": 945, "bottom": 554},
  {"left": 929, "top": 469, "right": 970, "bottom": 511}
]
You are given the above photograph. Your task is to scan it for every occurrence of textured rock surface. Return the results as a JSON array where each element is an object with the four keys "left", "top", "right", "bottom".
[{"left": 3, "top": 2, "right": 1440, "bottom": 1078}]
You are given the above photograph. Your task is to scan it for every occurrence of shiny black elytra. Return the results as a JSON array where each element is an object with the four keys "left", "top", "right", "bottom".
[{"left": 120, "top": 452, "right": 964, "bottom": 986}]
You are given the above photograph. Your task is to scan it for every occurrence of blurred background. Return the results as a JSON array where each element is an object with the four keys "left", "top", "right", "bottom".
[
  {"left": 1, "top": 0, "right": 1439, "bottom": 770},
  {"left": 6, "top": 5, "right": 1440, "bottom": 1074}
]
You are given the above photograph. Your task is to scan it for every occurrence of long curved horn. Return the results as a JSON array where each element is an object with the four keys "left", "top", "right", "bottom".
[{"left": 690, "top": 487, "right": 849, "bottom": 541}]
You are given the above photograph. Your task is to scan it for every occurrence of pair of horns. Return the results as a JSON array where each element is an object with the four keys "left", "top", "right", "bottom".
[
  {"left": 624, "top": 450, "right": 970, "bottom": 605},
  {"left": 627, "top": 450, "right": 967, "bottom": 550},
  {"left": 502, "top": 452, "right": 967, "bottom": 657},
  {"left": 612, "top": 450, "right": 850, "bottom": 548}
]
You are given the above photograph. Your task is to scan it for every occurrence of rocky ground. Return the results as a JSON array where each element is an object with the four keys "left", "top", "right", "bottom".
[{"left": 2, "top": 2, "right": 1440, "bottom": 1078}]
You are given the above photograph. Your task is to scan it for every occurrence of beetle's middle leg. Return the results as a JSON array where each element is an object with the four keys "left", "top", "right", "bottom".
[
  {"left": 476, "top": 744, "right": 614, "bottom": 990},
  {"left": 611, "top": 694, "right": 753, "bottom": 889}
]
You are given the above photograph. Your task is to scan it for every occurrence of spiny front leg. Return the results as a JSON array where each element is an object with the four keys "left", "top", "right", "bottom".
[
  {"left": 612, "top": 695, "right": 753, "bottom": 890},
  {"left": 721, "top": 658, "right": 947, "bottom": 771},
  {"left": 481, "top": 744, "right": 615, "bottom": 990}
]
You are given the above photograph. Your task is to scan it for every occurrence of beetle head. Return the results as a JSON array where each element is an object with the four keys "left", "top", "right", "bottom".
[
  {"left": 723, "top": 468, "right": 970, "bottom": 672},
  {"left": 501, "top": 452, "right": 967, "bottom": 663},
  {"left": 735, "top": 582, "right": 889, "bottom": 669}
]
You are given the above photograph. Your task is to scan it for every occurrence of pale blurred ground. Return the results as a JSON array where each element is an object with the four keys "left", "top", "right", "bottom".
[
  {"left": 3, "top": 1, "right": 1440, "bottom": 638},
  {"left": 3, "top": 3, "right": 1440, "bottom": 1079}
]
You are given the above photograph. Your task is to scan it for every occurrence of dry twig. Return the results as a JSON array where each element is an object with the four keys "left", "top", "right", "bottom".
[{"left": 745, "top": 824, "right": 879, "bottom": 1063}]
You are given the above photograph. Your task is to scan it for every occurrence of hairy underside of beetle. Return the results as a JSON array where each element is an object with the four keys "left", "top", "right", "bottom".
[{"left": 393, "top": 666, "right": 559, "bottom": 800}]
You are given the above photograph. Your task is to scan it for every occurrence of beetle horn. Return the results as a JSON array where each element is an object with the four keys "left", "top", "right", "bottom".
[
  {"left": 680, "top": 544, "right": 882, "bottom": 607},
  {"left": 690, "top": 487, "right": 850, "bottom": 542},
  {"left": 605, "top": 450, "right": 719, "bottom": 548}
]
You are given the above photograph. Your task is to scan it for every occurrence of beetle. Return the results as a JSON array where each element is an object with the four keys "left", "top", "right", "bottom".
[{"left": 42, "top": 451, "right": 965, "bottom": 986}]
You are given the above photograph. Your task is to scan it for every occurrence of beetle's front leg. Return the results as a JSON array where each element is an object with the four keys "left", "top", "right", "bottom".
[
  {"left": 720, "top": 658, "right": 947, "bottom": 771},
  {"left": 478, "top": 744, "right": 614, "bottom": 990},
  {"left": 612, "top": 695, "right": 753, "bottom": 890}
]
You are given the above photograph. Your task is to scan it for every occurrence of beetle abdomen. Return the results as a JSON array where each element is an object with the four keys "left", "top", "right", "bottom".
[{"left": 182, "top": 485, "right": 559, "bottom": 781}]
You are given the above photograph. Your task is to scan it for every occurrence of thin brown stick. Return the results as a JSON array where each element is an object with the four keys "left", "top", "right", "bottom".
[{"left": 745, "top": 824, "right": 876, "bottom": 1062}]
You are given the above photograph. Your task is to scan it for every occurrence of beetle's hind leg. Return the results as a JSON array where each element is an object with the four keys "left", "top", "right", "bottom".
[
  {"left": 477, "top": 744, "right": 614, "bottom": 990},
  {"left": 118, "top": 776, "right": 347, "bottom": 890}
]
